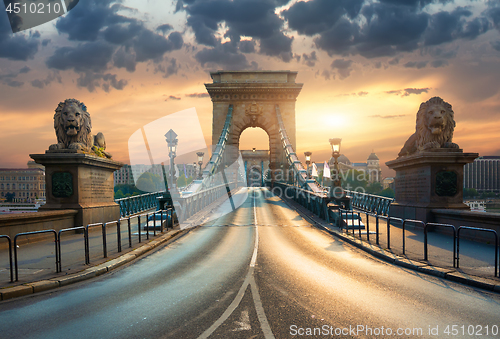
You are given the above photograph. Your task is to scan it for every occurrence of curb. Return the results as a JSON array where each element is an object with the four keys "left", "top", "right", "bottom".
[
  {"left": 280, "top": 194, "right": 500, "bottom": 294},
  {"left": 0, "top": 228, "right": 187, "bottom": 301}
]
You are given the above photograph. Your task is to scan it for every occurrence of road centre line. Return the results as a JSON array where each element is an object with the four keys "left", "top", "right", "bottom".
[{"left": 197, "top": 188, "right": 275, "bottom": 339}]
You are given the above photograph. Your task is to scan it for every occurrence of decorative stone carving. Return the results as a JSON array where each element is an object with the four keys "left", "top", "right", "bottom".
[
  {"left": 52, "top": 172, "right": 73, "bottom": 198},
  {"left": 49, "top": 98, "right": 112, "bottom": 158},
  {"left": 245, "top": 101, "right": 263, "bottom": 127},
  {"left": 398, "top": 97, "right": 459, "bottom": 158}
]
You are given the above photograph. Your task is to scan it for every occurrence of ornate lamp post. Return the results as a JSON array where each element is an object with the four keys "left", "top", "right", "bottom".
[
  {"left": 165, "top": 129, "right": 178, "bottom": 190},
  {"left": 196, "top": 152, "right": 204, "bottom": 180},
  {"left": 304, "top": 151, "right": 312, "bottom": 179},
  {"left": 329, "top": 138, "right": 342, "bottom": 197}
]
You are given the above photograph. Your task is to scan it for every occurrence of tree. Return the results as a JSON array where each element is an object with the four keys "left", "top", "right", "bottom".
[
  {"left": 114, "top": 190, "right": 125, "bottom": 199},
  {"left": 463, "top": 188, "right": 478, "bottom": 199},
  {"left": 378, "top": 187, "right": 395, "bottom": 198},
  {"left": 366, "top": 181, "right": 383, "bottom": 194}
]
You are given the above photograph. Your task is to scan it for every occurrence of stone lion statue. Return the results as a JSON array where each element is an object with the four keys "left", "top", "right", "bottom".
[
  {"left": 49, "top": 98, "right": 112, "bottom": 158},
  {"left": 398, "top": 97, "right": 459, "bottom": 157}
]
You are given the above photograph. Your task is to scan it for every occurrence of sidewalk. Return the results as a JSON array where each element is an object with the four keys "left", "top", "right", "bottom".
[
  {"left": 0, "top": 222, "right": 187, "bottom": 301},
  {"left": 282, "top": 198, "right": 500, "bottom": 293}
]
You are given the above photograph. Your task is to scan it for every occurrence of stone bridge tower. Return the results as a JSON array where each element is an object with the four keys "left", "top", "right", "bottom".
[{"left": 205, "top": 71, "right": 302, "bottom": 172}]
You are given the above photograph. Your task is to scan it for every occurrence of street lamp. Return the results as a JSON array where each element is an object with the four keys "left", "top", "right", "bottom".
[
  {"left": 165, "top": 129, "right": 178, "bottom": 190},
  {"left": 329, "top": 138, "right": 342, "bottom": 197},
  {"left": 196, "top": 152, "right": 204, "bottom": 180},
  {"left": 304, "top": 151, "right": 312, "bottom": 179}
]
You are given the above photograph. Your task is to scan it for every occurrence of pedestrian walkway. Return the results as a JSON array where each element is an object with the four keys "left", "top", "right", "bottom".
[
  {"left": 0, "top": 211, "right": 172, "bottom": 288},
  {"left": 281, "top": 197, "right": 500, "bottom": 293}
]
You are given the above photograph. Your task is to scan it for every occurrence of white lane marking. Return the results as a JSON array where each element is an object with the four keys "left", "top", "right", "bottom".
[
  {"left": 250, "top": 188, "right": 258, "bottom": 267},
  {"left": 231, "top": 309, "right": 251, "bottom": 331},
  {"left": 250, "top": 275, "right": 275, "bottom": 339},
  {"left": 197, "top": 187, "right": 275, "bottom": 339},
  {"left": 197, "top": 273, "right": 251, "bottom": 339}
]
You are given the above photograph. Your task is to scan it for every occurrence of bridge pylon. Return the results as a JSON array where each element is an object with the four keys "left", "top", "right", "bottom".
[{"left": 205, "top": 71, "right": 303, "bottom": 180}]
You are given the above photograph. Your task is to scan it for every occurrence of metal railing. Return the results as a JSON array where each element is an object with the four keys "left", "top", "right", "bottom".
[
  {"left": 335, "top": 208, "right": 499, "bottom": 277},
  {"left": 0, "top": 235, "right": 13, "bottom": 282},
  {"left": 345, "top": 190, "right": 393, "bottom": 216},
  {"left": 457, "top": 226, "right": 498, "bottom": 277},
  {"left": 116, "top": 191, "right": 165, "bottom": 217},
  {"left": 424, "top": 223, "right": 456, "bottom": 266},
  {"left": 14, "top": 230, "right": 58, "bottom": 281},
  {"left": 3, "top": 208, "right": 174, "bottom": 283},
  {"left": 270, "top": 182, "right": 331, "bottom": 221}
]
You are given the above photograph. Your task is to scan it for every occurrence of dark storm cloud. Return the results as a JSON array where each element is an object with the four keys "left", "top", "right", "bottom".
[
  {"left": 283, "top": 0, "right": 364, "bottom": 36},
  {"left": 30, "top": 72, "right": 62, "bottom": 89},
  {"left": 259, "top": 32, "right": 293, "bottom": 62},
  {"left": 179, "top": 0, "right": 292, "bottom": 65},
  {"left": 404, "top": 60, "right": 428, "bottom": 68},
  {"left": 0, "top": 12, "right": 39, "bottom": 61},
  {"left": 424, "top": 8, "right": 490, "bottom": 46},
  {"left": 155, "top": 58, "right": 180, "bottom": 78},
  {"left": 76, "top": 72, "right": 127, "bottom": 92},
  {"left": 331, "top": 58, "right": 353, "bottom": 79},
  {"left": 283, "top": 0, "right": 492, "bottom": 59},
  {"left": 46, "top": 41, "right": 115, "bottom": 72},
  {"left": 157, "top": 24, "right": 174, "bottom": 35},
  {"left": 302, "top": 51, "right": 317, "bottom": 67},
  {"left": 239, "top": 40, "right": 256, "bottom": 53},
  {"left": 403, "top": 87, "right": 430, "bottom": 96},
  {"left": 185, "top": 93, "right": 210, "bottom": 98},
  {"left": 430, "top": 59, "right": 448, "bottom": 67},
  {"left": 165, "top": 95, "right": 181, "bottom": 101},
  {"left": 492, "top": 41, "right": 500, "bottom": 51},
  {"left": 385, "top": 88, "right": 430, "bottom": 96},
  {"left": 46, "top": 0, "right": 184, "bottom": 92},
  {"left": 195, "top": 43, "right": 253, "bottom": 69}
]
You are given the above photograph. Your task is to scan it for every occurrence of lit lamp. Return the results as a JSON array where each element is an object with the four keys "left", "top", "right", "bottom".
[
  {"left": 197, "top": 152, "right": 204, "bottom": 180},
  {"left": 304, "top": 151, "right": 312, "bottom": 179},
  {"left": 329, "top": 138, "right": 342, "bottom": 197}
]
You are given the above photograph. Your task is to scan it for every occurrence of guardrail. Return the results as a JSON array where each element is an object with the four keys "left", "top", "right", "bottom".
[
  {"left": 345, "top": 190, "right": 393, "bottom": 216},
  {"left": 177, "top": 182, "right": 240, "bottom": 222},
  {"left": 2, "top": 208, "right": 174, "bottom": 283},
  {"left": 14, "top": 230, "right": 58, "bottom": 282},
  {"left": 457, "top": 226, "right": 498, "bottom": 277},
  {"left": 270, "top": 182, "right": 331, "bottom": 222},
  {"left": 0, "top": 235, "right": 12, "bottom": 282},
  {"left": 116, "top": 192, "right": 165, "bottom": 217},
  {"left": 424, "top": 223, "right": 456, "bottom": 266},
  {"left": 336, "top": 208, "right": 499, "bottom": 278}
]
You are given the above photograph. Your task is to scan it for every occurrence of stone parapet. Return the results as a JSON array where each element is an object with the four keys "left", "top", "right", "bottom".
[
  {"left": 0, "top": 209, "right": 77, "bottom": 247},
  {"left": 30, "top": 152, "right": 123, "bottom": 226},
  {"left": 386, "top": 149, "right": 478, "bottom": 223}
]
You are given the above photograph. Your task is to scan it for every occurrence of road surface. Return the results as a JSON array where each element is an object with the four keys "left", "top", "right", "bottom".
[{"left": 0, "top": 187, "right": 499, "bottom": 338}]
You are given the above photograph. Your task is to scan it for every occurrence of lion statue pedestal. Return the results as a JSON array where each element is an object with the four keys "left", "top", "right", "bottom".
[
  {"left": 386, "top": 97, "right": 478, "bottom": 223},
  {"left": 30, "top": 99, "right": 123, "bottom": 227}
]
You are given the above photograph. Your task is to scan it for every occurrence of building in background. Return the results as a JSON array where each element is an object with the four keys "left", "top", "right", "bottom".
[
  {"left": 114, "top": 163, "right": 198, "bottom": 186},
  {"left": 0, "top": 164, "right": 45, "bottom": 203},
  {"left": 382, "top": 177, "right": 395, "bottom": 190},
  {"left": 326, "top": 152, "right": 382, "bottom": 183},
  {"left": 464, "top": 156, "right": 500, "bottom": 193}
]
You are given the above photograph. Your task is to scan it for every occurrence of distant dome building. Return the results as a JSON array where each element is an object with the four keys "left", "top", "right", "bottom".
[{"left": 327, "top": 152, "right": 381, "bottom": 183}]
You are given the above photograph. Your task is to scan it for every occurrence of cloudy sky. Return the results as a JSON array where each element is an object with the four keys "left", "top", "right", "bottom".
[{"left": 1, "top": 0, "right": 500, "bottom": 177}]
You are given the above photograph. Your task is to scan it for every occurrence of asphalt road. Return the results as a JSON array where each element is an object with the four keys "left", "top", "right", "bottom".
[{"left": 0, "top": 187, "right": 499, "bottom": 339}]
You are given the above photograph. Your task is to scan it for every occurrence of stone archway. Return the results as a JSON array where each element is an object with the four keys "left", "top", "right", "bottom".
[{"left": 205, "top": 71, "right": 302, "bottom": 174}]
